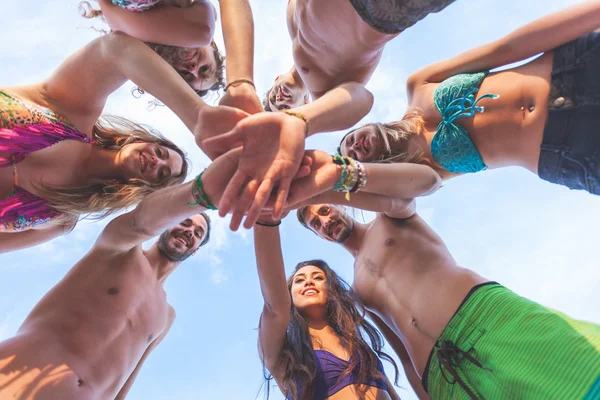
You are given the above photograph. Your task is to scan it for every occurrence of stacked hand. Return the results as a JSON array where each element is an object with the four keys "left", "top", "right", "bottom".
[
  {"left": 219, "top": 82, "right": 264, "bottom": 115},
  {"left": 193, "top": 105, "right": 250, "bottom": 160},
  {"left": 202, "top": 111, "right": 309, "bottom": 230}
]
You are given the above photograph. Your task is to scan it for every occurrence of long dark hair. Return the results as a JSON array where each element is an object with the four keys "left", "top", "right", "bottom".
[{"left": 261, "top": 259, "right": 399, "bottom": 400}]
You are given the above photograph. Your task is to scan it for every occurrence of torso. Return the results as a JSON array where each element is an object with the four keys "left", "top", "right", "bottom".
[
  {"left": 351, "top": 214, "right": 486, "bottom": 376},
  {"left": 4, "top": 246, "right": 171, "bottom": 399},
  {"left": 409, "top": 52, "right": 554, "bottom": 177},
  {"left": 287, "top": 0, "right": 397, "bottom": 98},
  {"left": 0, "top": 86, "right": 97, "bottom": 226}
]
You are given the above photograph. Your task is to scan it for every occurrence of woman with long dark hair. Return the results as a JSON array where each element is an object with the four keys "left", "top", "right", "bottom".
[
  {"left": 339, "top": 1, "right": 600, "bottom": 196},
  {"left": 254, "top": 218, "right": 402, "bottom": 400}
]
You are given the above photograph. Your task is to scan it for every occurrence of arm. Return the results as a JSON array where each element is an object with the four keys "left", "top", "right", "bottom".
[
  {"left": 282, "top": 150, "right": 440, "bottom": 217},
  {"left": 368, "top": 312, "right": 432, "bottom": 400},
  {"left": 97, "top": 0, "right": 215, "bottom": 47},
  {"left": 44, "top": 32, "right": 247, "bottom": 148},
  {"left": 294, "top": 82, "right": 374, "bottom": 136},
  {"left": 216, "top": 0, "right": 263, "bottom": 114},
  {"left": 0, "top": 223, "right": 73, "bottom": 254},
  {"left": 407, "top": 0, "right": 600, "bottom": 89},
  {"left": 115, "top": 306, "right": 176, "bottom": 400},
  {"left": 254, "top": 224, "right": 291, "bottom": 382},
  {"left": 95, "top": 148, "right": 241, "bottom": 252}
]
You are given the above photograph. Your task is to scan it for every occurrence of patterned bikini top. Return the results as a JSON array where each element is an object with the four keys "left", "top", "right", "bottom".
[
  {"left": 431, "top": 71, "right": 499, "bottom": 173},
  {"left": 0, "top": 90, "right": 91, "bottom": 231}
]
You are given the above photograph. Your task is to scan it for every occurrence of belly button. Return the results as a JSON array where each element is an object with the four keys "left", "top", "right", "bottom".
[
  {"left": 301, "top": 66, "right": 310, "bottom": 73},
  {"left": 411, "top": 318, "right": 418, "bottom": 328}
]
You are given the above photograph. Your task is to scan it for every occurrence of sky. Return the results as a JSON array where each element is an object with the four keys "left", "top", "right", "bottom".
[{"left": 1, "top": 0, "right": 598, "bottom": 399}]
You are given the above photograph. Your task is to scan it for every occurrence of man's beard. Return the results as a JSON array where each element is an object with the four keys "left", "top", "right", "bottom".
[
  {"left": 157, "top": 231, "right": 195, "bottom": 262},
  {"left": 328, "top": 219, "right": 352, "bottom": 243}
]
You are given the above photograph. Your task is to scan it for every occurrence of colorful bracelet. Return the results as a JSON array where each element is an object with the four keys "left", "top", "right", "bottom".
[
  {"left": 187, "top": 170, "right": 217, "bottom": 210},
  {"left": 350, "top": 161, "right": 367, "bottom": 193},
  {"left": 282, "top": 110, "right": 310, "bottom": 137},
  {"left": 255, "top": 220, "right": 282, "bottom": 227},
  {"left": 225, "top": 79, "right": 256, "bottom": 92}
]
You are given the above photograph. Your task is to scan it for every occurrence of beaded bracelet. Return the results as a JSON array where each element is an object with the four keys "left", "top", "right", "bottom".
[
  {"left": 350, "top": 161, "right": 367, "bottom": 193},
  {"left": 255, "top": 220, "right": 282, "bottom": 227},
  {"left": 282, "top": 110, "right": 310, "bottom": 137},
  {"left": 187, "top": 170, "right": 217, "bottom": 210},
  {"left": 225, "top": 79, "right": 256, "bottom": 92},
  {"left": 332, "top": 155, "right": 361, "bottom": 200}
]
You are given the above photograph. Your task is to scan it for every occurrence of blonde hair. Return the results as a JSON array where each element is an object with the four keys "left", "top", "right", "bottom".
[
  {"left": 41, "top": 116, "right": 189, "bottom": 223},
  {"left": 340, "top": 110, "right": 426, "bottom": 164}
]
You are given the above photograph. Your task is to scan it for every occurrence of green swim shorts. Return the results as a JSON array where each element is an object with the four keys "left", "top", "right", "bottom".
[{"left": 421, "top": 282, "right": 600, "bottom": 399}]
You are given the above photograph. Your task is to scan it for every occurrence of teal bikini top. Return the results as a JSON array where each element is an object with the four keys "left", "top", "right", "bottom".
[{"left": 431, "top": 71, "right": 499, "bottom": 173}]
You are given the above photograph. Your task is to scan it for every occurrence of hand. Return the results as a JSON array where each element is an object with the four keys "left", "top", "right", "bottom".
[
  {"left": 194, "top": 105, "right": 250, "bottom": 160},
  {"left": 265, "top": 150, "right": 341, "bottom": 209},
  {"left": 219, "top": 83, "right": 263, "bottom": 115},
  {"left": 202, "top": 111, "right": 307, "bottom": 230}
]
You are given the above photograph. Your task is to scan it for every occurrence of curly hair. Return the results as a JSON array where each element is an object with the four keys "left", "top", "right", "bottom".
[
  {"left": 40, "top": 115, "right": 189, "bottom": 222},
  {"left": 339, "top": 110, "right": 426, "bottom": 164},
  {"left": 261, "top": 259, "right": 399, "bottom": 400}
]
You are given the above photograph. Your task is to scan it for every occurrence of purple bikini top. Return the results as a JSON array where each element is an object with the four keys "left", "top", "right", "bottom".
[{"left": 290, "top": 349, "right": 388, "bottom": 400}]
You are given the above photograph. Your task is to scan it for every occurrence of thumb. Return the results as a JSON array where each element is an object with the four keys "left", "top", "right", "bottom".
[{"left": 201, "top": 127, "right": 244, "bottom": 154}]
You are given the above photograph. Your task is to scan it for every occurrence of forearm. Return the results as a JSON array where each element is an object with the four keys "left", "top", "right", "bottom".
[
  {"left": 416, "top": 0, "right": 600, "bottom": 83},
  {"left": 218, "top": 0, "right": 255, "bottom": 81},
  {"left": 254, "top": 226, "right": 292, "bottom": 314},
  {"left": 100, "top": 32, "right": 205, "bottom": 129},
  {"left": 294, "top": 82, "right": 374, "bottom": 136},
  {"left": 360, "top": 163, "right": 441, "bottom": 199}
]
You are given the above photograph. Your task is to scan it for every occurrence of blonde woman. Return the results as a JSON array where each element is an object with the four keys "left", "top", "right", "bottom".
[{"left": 339, "top": 1, "right": 600, "bottom": 195}]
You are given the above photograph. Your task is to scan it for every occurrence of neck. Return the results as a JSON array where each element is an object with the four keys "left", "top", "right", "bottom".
[
  {"left": 340, "top": 221, "right": 367, "bottom": 256},
  {"left": 144, "top": 244, "right": 179, "bottom": 285},
  {"left": 289, "top": 66, "right": 306, "bottom": 89},
  {"left": 85, "top": 146, "right": 123, "bottom": 180}
]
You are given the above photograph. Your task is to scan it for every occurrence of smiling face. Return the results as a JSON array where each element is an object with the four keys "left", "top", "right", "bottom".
[
  {"left": 339, "top": 125, "right": 386, "bottom": 162},
  {"left": 290, "top": 265, "right": 328, "bottom": 312},
  {"left": 157, "top": 214, "right": 209, "bottom": 262},
  {"left": 172, "top": 45, "right": 219, "bottom": 92},
  {"left": 301, "top": 204, "right": 354, "bottom": 243},
  {"left": 265, "top": 69, "right": 309, "bottom": 111},
  {"left": 119, "top": 142, "right": 184, "bottom": 184}
]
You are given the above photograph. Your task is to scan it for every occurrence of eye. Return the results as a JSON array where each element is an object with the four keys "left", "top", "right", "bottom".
[
  {"left": 178, "top": 71, "right": 193, "bottom": 82},
  {"left": 319, "top": 206, "right": 329, "bottom": 216},
  {"left": 156, "top": 147, "right": 162, "bottom": 157},
  {"left": 312, "top": 220, "right": 320, "bottom": 229},
  {"left": 295, "top": 278, "right": 304, "bottom": 284},
  {"left": 194, "top": 231, "right": 201, "bottom": 238},
  {"left": 315, "top": 276, "right": 324, "bottom": 281},
  {"left": 280, "top": 104, "right": 290, "bottom": 110},
  {"left": 199, "top": 65, "right": 209, "bottom": 73}
]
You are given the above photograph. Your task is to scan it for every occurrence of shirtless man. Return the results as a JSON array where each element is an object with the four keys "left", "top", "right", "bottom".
[
  {"left": 265, "top": 0, "right": 457, "bottom": 111},
  {"left": 286, "top": 152, "right": 600, "bottom": 398},
  {"left": 0, "top": 149, "right": 243, "bottom": 400},
  {"left": 202, "top": 0, "right": 456, "bottom": 230}
]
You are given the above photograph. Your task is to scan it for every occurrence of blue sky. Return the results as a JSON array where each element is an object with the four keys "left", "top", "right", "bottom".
[{"left": 1, "top": 0, "right": 598, "bottom": 399}]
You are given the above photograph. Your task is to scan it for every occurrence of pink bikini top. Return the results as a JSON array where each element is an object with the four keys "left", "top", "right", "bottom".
[{"left": 0, "top": 90, "right": 91, "bottom": 231}]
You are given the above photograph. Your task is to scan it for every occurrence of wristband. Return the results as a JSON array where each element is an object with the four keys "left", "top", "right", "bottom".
[
  {"left": 187, "top": 170, "right": 217, "bottom": 210},
  {"left": 225, "top": 79, "right": 256, "bottom": 92},
  {"left": 255, "top": 220, "right": 281, "bottom": 227},
  {"left": 282, "top": 110, "right": 310, "bottom": 137}
]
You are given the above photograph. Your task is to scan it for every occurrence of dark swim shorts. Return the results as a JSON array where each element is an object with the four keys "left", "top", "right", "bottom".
[
  {"left": 347, "top": 0, "right": 456, "bottom": 34},
  {"left": 538, "top": 32, "right": 600, "bottom": 195}
]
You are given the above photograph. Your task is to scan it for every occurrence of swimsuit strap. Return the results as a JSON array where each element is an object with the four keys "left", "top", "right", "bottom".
[{"left": 12, "top": 156, "right": 18, "bottom": 186}]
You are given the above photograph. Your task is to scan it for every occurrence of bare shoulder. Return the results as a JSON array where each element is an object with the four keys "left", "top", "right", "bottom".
[
  {"left": 167, "top": 304, "right": 176, "bottom": 323},
  {"left": 286, "top": 0, "right": 298, "bottom": 38}
]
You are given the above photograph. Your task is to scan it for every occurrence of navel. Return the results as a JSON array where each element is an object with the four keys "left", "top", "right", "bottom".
[
  {"left": 385, "top": 238, "right": 394, "bottom": 246},
  {"left": 301, "top": 66, "right": 310, "bottom": 73},
  {"left": 77, "top": 378, "right": 84, "bottom": 387},
  {"left": 107, "top": 287, "right": 120, "bottom": 295}
]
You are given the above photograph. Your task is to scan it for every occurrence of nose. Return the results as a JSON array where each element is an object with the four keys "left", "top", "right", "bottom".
[
  {"left": 183, "top": 228, "right": 193, "bottom": 239},
  {"left": 184, "top": 61, "right": 198, "bottom": 74}
]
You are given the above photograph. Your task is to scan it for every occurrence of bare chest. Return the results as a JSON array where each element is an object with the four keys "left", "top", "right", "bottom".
[{"left": 291, "top": 0, "right": 386, "bottom": 96}]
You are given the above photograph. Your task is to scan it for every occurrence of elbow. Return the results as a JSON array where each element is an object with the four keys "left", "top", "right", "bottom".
[
  {"left": 421, "top": 169, "right": 442, "bottom": 196},
  {"left": 98, "top": 31, "right": 135, "bottom": 61}
]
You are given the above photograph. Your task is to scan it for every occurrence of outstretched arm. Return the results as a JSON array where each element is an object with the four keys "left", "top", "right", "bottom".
[
  {"left": 95, "top": 148, "right": 241, "bottom": 252},
  {"left": 407, "top": 0, "right": 600, "bottom": 90},
  {"left": 43, "top": 33, "right": 247, "bottom": 150},
  {"left": 97, "top": 0, "right": 215, "bottom": 47},
  {"left": 254, "top": 222, "right": 291, "bottom": 385},
  {"left": 115, "top": 306, "right": 176, "bottom": 400},
  {"left": 368, "top": 312, "right": 431, "bottom": 400},
  {"left": 281, "top": 150, "right": 440, "bottom": 217},
  {"left": 216, "top": 0, "right": 263, "bottom": 115}
]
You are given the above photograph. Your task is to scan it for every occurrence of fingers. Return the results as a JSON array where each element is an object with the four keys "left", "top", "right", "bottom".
[
  {"left": 201, "top": 128, "right": 242, "bottom": 156},
  {"left": 272, "top": 177, "right": 293, "bottom": 220},
  {"left": 217, "top": 170, "right": 248, "bottom": 218},
  {"left": 230, "top": 179, "right": 260, "bottom": 231},
  {"left": 243, "top": 179, "right": 275, "bottom": 229},
  {"left": 293, "top": 165, "right": 311, "bottom": 180}
]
